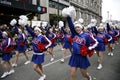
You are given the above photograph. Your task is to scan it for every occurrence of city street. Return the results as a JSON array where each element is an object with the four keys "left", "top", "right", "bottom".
[
  {"left": 0, "top": 44, "right": 120, "bottom": 80},
  {"left": 0, "top": 0, "right": 120, "bottom": 80}
]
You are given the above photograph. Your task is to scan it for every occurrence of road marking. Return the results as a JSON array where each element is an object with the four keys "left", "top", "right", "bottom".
[{"left": 43, "top": 55, "right": 71, "bottom": 67}]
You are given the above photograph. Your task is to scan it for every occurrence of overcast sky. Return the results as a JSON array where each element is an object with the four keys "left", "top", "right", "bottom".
[{"left": 102, "top": 0, "right": 120, "bottom": 21}]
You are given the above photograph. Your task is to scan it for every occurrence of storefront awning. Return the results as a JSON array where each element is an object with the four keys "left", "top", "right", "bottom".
[
  {"left": 0, "top": 0, "right": 47, "bottom": 15},
  {"left": 0, "top": 0, "right": 47, "bottom": 24}
]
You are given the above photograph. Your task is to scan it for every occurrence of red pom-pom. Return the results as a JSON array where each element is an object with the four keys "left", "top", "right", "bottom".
[
  {"left": 68, "top": 37, "right": 73, "bottom": 44},
  {"left": 51, "top": 39, "right": 55, "bottom": 44},
  {"left": 88, "top": 49, "right": 94, "bottom": 57},
  {"left": 113, "top": 36, "right": 118, "bottom": 41},
  {"left": 38, "top": 42, "right": 47, "bottom": 52},
  {"left": 80, "top": 45, "right": 88, "bottom": 56},
  {"left": 4, "top": 46, "right": 13, "bottom": 53},
  {"left": 20, "top": 41, "right": 26, "bottom": 46},
  {"left": 103, "top": 38, "right": 108, "bottom": 45}
]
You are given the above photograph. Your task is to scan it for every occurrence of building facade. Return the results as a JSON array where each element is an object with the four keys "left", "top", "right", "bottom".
[
  {"left": 70, "top": 0, "right": 102, "bottom": 25},
  {"left": 0, "top": 0, "right": 47, "bottom": 24},
  {"left": 0, "top": 0, "right": 102, "bottom": 26},
  {"left": 40, "top": 0, "right": 102, "bottom": 26}
]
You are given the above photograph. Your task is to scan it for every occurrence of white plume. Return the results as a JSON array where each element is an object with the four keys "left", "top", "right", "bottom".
[
  {"left": 62, "top": 8, "right": 69, "bottom": 17},
  {"left": 87, "top": 24, "right": 92, "bottom": 28},
  {"left": 18, "top": 19, "right": 27, "bottom": 26},
  {"left": 62, "top": 6, "right": 76, "bottom": 19},
  {"left": 42, "top": 22, "right": 48, "bottom": 28},
  {"left": 99, "top": 23, "right": 103, "bottom": 27},
  {"left": 10, "top": 19, "right": 17, "bottom": 26},
  {"left": 78, "top": 18, "right": 84, "bottom": 24},
  {"left": 58, "top": 21, "right": 64, "bottom": 28},
  {"left": 18, "top": 15, "right": 28, "bottom": 26},
  {"left": 68, "top": 6, "right": 76, "bottom": 19},
  {"left": 19, "top": 15, "right": 28, "bottom": 21}
]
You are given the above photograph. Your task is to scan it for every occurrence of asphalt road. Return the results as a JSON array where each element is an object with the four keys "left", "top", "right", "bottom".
[{"left": 0, "top": 44, "right": 120, "bottom": 80}]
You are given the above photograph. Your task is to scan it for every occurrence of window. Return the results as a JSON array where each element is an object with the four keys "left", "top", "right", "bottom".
[
  {"left": 63, "top": 0, "right": 69, "bottom": 2},
  {"left": 49, "top": 1, "right": 67, "bottom": 10},
  {"left": 32, "top": 0, "right": 37, "bottom": 5}
]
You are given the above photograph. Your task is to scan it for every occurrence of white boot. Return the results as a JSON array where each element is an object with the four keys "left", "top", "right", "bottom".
[
  {"left": 1, "top": 72, "right": 9, "bottom": 78},
  {"left": 8, "top": 69, "right": 15, "bottom": 75},
  {"left": 110, "top": 53, "right": 113, "bottom": 56},
  {"left": 60, "top": 58, "right": 65, "bottom": 63},
  {"left": 89, "top": 76, "right": 92, "bottom": 80},
  {"left": 97, "top": 64, "right": 103, "bottom": 69},
  {"left": 108, "top": 52, "right": 111, "bottom": 56},
  {"left": 50, "top": 57, "right": 54, "bottom": 61},
  {"left": 24, "top": 61, "right": 31, "bottom": 65},
  {"left": 38, "top": 74, "right": 46, "bottom": 80},
  {"left": 12, "top": 63, "right": 17, "bottom": 67}
]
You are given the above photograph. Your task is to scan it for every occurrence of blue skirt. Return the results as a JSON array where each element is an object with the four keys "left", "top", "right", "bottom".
[
  {"left": 2, "top": 52, "right": 12, "bottom": 61},
  {"left": 17, "top": 45, "right": 27, "bottom": 52},
  {"left": 69, "top": 53, "right": 90, "bottom": 68},
  {"left": 59, "top": 39, "right": 64, "bottom": 43},
  {"left": 32, "top": 54, "right": 44, "bottom": 64},
  {"left": 109, "top": 39, "right": 115, "bottom": 44},
  {"left": 63, "top": 42, "right": 72, "bottom": 49},
  {"left": 95, "top": 43, "right": 105, "bottom": 51},
  {"left": 49, "top": 43, "right": 57, "bottom": 48}
]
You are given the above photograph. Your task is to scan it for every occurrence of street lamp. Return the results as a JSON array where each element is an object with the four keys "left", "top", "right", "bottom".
[
  {"left": 57, "top": 0, "right": 59, "bottom": 24},
  {"left": 107, "top": 11, "right": 109, "bottom": 20},
  {"left": 57, "top": 0, "right": 59, "bottom": 16},
  {"left": 110, "top": 14, "right": 112, "bottom": 20}
]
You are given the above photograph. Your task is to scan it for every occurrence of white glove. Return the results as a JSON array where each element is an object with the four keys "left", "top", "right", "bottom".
[{"left": 10, "top": 19, "right": 17, "bottom": 26}]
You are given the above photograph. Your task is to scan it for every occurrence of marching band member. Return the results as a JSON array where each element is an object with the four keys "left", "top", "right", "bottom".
[
  {"left": 56, "top": 28, "right": 64, "bottom": 50},
  {"left": 59, "top": 21, "right": 72, "bottom": 62},
  {"left": 94, "top": 23, "right": 112, "bottom": 69},
  {"left": 62, "top": 6, "right": 98, "bottom": 80},
  {"left": 45, "top": 26, "right": 56, "bottom": 61},
  {"left": 10, "top": 19, "right": 30, "bottom": 67},
  {"left": 0, "top": 31, "right": 15, "bottom": 78},
  {"left": 18, "top": 15, "right": 51, "bottom": 80},
  {"left": 106, "top": 23, "right": 118, "bottom": 56},
  {"left": 114, "top": 24, "right": 120, "bottom": 44},
  {"left": 26, "top": 26, "right": 51, "bottom": 80}
]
